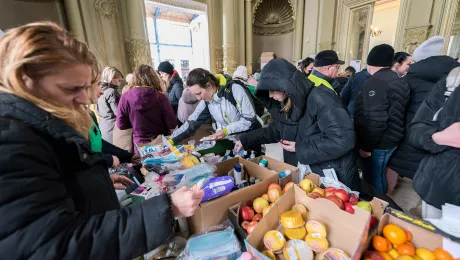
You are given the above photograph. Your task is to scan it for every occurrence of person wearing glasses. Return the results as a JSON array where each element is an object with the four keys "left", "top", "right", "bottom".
[{"left": 354, "top": 44, "right": 410, "bottom": 193}]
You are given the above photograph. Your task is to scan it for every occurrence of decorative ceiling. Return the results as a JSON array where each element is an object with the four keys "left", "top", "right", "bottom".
[
  {"left": 253, "top": 0, "right": 295, "bottom": 36},
  {"left": 146, "top": 7, "right": 197, "bottom": 24}
]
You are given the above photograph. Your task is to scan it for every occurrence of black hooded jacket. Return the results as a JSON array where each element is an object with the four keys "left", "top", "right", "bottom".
[
  {"left": 409, "top": 78, "right": 460, "bottom": 209},
  {"left": 388, "top": 56, "right": 460, "bottom": 179},
  {"left": 240, "top": 60, "right": 360, "bottom": 191},
  {"left": 0, "top": 93, "right": 174, "bottom": 259}
]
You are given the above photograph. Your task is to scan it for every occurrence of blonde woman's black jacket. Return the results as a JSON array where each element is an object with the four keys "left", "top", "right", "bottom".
[{"left": 0, "top": 93, "right": 174, "bottom": 259}]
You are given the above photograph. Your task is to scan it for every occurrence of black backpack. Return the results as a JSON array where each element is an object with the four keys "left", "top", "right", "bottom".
[{"left": 219, "top": 80, "right": 265, "bottom": 117}]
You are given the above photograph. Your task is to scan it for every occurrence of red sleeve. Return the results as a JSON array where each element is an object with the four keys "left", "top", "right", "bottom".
[{"left": 160, "top": 93, "right": 178, "bottom": 130}]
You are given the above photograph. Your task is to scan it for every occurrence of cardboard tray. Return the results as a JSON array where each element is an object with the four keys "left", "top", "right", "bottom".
[
  {"left": 188, "top": 158, "right": 279, "bottom": 234},
  {"left": 245, "top": 185, "right": 371, "bottom": 260}
]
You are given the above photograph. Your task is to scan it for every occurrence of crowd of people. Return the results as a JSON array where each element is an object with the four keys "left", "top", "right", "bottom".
[{"left": 1, "top": 21, "right": 460, "bottom": 258}]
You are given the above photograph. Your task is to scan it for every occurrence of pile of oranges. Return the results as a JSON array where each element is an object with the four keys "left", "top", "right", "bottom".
[{"left": 366, "top": 224, "right": 455, "bottom": 260}]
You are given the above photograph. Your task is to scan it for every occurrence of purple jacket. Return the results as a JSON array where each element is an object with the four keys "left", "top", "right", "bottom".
[{"left": 116, "top": 87, "right": 177, "bottom": 152}]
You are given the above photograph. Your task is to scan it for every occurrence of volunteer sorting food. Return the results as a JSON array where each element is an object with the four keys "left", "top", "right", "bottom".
[
  {"left": 169, "top": 68, "right": 261, "bottom": 145},
  {"left": 0, "top": 22, "right": 204, "bottom": 259}
]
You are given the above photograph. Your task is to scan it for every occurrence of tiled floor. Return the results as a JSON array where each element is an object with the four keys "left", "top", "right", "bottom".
[{"left": 264, "top": 143, "right": 420, "bottom": 214}]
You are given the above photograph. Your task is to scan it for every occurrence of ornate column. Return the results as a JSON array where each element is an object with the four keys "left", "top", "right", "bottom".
[
  {"left": 63, "top": 0, "right": 85, "bottom": 42},
  {"left": 120, "top": 0, "right": 151, "bottom": 71},
  {"left": 245, "top": 0, "right": 253, "bottom": 74},
  {"left": 222, "top": 0, "right": 237, "bottom": 75},
  {"left": 294, "top": 0, "right": 305, "bottom": 61}
]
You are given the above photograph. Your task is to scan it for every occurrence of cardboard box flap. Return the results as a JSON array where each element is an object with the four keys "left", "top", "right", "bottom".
[{"left": 252, "top": 156, "right": 300, "bottom": 185}]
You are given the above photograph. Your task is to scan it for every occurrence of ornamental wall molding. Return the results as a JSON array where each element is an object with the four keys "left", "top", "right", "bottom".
[
  {"left": 125, "top": 38, "right": 151, "bottom": 71},
  {"left": 319, "top": 41, "right": 336, "bottom": 51},
  {"left": 222, "top": 44, "right": 237, "bottom": 75},
  {"left": 94, "top": 0, "right": 118, "bottom": 19},
  {"left": 214, "top": 47, "right": 224, "bottom": 73},
  {"left": 253, "top": 0, "right": 295, "bottom": 36},
  {"left": 403, "top": 25, "right": 432, "bottom": 53}
]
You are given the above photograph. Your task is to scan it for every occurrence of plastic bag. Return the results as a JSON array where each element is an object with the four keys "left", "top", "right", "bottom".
[
  {"left": 177, "top": 221, "right": 241, "bottom": 260},
  {"left": 320, "top": 177, "right": 359, "bottom": 196},
  {"left": 201, "top": 176, "right": 235, "bottom": 202},
  {"left": 175, "top": 163, "right": 216, "bottom": 189}
]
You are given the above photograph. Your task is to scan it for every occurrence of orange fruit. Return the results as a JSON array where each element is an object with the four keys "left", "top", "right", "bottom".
[
  {"left": 397, "top": 256, "right": 414, "bottom": 260},
  {"left": 405, "top": 230, "right": 413, "bottom": 241},
  {"left": 383, "top": 224, "right": 408, "bottom": 245},
  {"left": 433, "top": 248, "right": 453, "bottom": 260},
  {"left": 416, "top": 248, "right": 435, "bottom": 260},
  {"left": 397, "top": 242, "right": 415, "bottom": 256},
  {"left": 389, "top": 249, "right": 400, "bottom": 259},
  {"left": 373, "top": 235, "right": 392, "bottom": 252}
]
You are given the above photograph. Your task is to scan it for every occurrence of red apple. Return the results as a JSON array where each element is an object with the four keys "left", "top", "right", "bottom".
[
  {"left": 246, "top": 221, "right": 258, "bottom": 234},
  {"left": 309, "top": 192, "right": 322, "bottom": 199},
  {"left": 245, "top": 200, "right": 253, "bottom": 207},
  {"left": 349, "top": 194, "right": 359, "bottom": 205},
  {"left": 364, "top": 251, "right": 385, "bottom": 260},
  {"left": 252, "top": 213, "right": 263, "bottom": 222},
  {"left": 326, "top": 194, "right": 344, "bottom": 209},
  {"left": 344, "top": 202, "right": 355, "bottom": 214},
  {"left": 283, "top": 182, "right": 295, "bottom": 192},
  {"left": 325, "top": 186, "right": 336, "bottom": 193},
  {"left": 369, "top": 216, "right": 379, "bottom": 231},
  {"left": 334, "top": 189, "right": 349, "bottom": 202},
  {"left": 240, "top": 206, "right": 255, "bottom": 221},
  {"left": 241, "top": 221, "right": 250, "bottom": 230}
]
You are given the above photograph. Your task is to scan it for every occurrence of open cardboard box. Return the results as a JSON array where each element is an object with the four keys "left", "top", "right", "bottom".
[
  {"left": 188, "top": 158, "right": 279, "bottom": 234},
  {"left": 251, "top": 156, "right": 300, "bottom": 186},
  {"left": 245, "top": 185, "right": 371, "bottom": 260}
]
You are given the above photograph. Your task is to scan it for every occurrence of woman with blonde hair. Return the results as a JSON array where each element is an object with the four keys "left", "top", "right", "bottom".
[
  {"left": 96, "top": 66, "right": 123, "bottom": 143},
  {"left": 117, "top": 64, "right": 177, "bottom": 152},
  {"left": 0, "top": 22, "right": 203, "bottom": 259}
]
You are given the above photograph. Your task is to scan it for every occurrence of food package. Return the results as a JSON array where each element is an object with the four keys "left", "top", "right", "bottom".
[
  {"left": 201, "top": 176, "right": 235, "bottom": 202},
  {"left": 178, "top": 221, "right": 241, "bottom": 260}
]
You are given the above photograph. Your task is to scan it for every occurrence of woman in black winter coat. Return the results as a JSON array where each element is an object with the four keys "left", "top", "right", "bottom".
[
  {"left": 235, "top": 58, "right": 360, "bottom": 191},
  {"left": 386, "top": 55, "right": 460, "bottom": 194},
  {"left": 0, "top": 22, "right": 203, "bottom": 259},
  {"left": 409, "top": 67, "right": 460, "bottom": 217}
]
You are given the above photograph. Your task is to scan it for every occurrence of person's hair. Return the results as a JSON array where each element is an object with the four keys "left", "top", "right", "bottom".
[
  {"left": 132, "top": 64, "right": 162, "bottom": 92},
  {"left": 345, "top": 66, "right": 356, "bottom": 75},
  {"left": 392, "top": 52, "right": 411, "bottom": 66},
  {"left": 101, "top": 66, "right": 123, "bottom": 84},
  {"left": 281, "top": 97, "right": 293, "bottom": 114},
  {"left": 186, "top": 68, "right": 219, "bottom": 88},
  {"left": 0, "top": 22, "right": 100, "bottom": 136},
  {"left": 299, "top": 57, "right": 314, "bottom": 73}
]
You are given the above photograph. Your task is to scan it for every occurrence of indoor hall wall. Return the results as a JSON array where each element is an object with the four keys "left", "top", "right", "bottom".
[
  {"left": 0, "top": 0, "right": 66, "bottom": 31},
  {"left": 252, "top": 32, "right": 295, "bottom": 70}
]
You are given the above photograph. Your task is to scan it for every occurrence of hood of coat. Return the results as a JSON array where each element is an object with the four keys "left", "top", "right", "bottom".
[
  {"left": 256, "top": 58, "right": 313, "bottom": 122},
  {"left": 128, "top": 87, "right": 159, "bottom": 112},
  {"left": 0, "top": 93, "right": 88, "bottom": 146},
  {"left": 407, "top": 56, "right": 460, "bottom": 83},
  {"left": 181, "top": 88, "right": 198, "bottom": 104},
  {"left": 101, "top": 82, "right": 119, "bottom": 91}
]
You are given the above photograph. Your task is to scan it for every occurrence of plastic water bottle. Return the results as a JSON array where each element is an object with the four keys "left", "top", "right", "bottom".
[{"left": 234, "top": 163, "right": 242, "bottom": 185}]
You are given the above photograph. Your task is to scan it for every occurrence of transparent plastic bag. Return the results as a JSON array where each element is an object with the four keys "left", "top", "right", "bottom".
[
  {"left": 320, "top": 177, "right": 360, "bottom": 196},
  {"left": 175, "top": 163, "right": 216, "bottom": 189},
  {"left": 177, "top": 221, "right": 241, "bottom": 260}
]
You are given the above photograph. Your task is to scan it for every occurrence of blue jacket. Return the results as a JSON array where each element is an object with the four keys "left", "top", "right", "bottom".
[{"left": 340, "top": 69, "right": 371, "bottom": 117}]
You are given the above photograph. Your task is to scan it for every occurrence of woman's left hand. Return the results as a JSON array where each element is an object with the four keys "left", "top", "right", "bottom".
[
  {"left": 208, "top": 129, "right": 226, "bottom": 140},
  {"left": 131, "top": 154, "right": 141, "bottom": 163},
  {"left": 110, "top": 174, "right": 134, "bottom": 190},
  {"left": 280, "top": 140, "right": 296, "bottom": 152}
]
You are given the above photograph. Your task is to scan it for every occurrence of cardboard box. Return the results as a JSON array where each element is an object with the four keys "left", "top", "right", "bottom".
[
  {"left": 251, "top": 156, "right": 300, "bottom": 186},
  {"left": 245, "top": 185, "right": 371, "bottom": 260},
  {"left": 188, "top": 158, "right": 279, "bottom": 234}
]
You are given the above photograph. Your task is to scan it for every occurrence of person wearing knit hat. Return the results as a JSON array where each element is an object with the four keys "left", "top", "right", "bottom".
[
  {"left": 386, "top": 36, "right": 460, "bottom": 199},
  {"left": 158, "top": 61, "right": 184, "bottom": 118},
  {"left": 233, "top": 65, "right": 249, "bottom": 84},
  {"left": 412, "top": 36, "right": 445, "bottom": 62},
  {"left": 354, "top": 44, "right": 410, "bottom": 193}
]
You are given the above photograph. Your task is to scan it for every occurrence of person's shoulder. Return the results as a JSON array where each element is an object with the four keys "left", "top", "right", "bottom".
[{"left": 0, "top": 117, "right": 47, "bottom": 149}]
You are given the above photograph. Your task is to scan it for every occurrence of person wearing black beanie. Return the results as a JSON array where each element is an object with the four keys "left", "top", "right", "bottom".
[
  {"left": 158, "top": 61, "right": 184, "bottom": 119},
  {"left": 354, "top": 44, "right": 410, "bottom": 193}
]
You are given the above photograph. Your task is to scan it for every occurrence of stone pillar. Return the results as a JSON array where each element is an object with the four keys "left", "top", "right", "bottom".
[
  {"left": 302, "top": 0, "right": 320, "bottom": 57},
  {"left": 64, "top": 0, "right": 85, "bottom": 42},
  {"left": 222, "top": 0, "right": 237, "bottom": 75},
  {"left": 120, "top": 0, "right": 151, "bottom": 71},
  {"left": 294, "top": 0, "right": 305, "bottom": 61},
  {"left": 245, "top": 0, "right": 253, "bottom": 74}
]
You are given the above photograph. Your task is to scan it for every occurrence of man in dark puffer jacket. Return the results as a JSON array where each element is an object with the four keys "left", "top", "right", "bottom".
[
  {"left": 355, "top": 44, "right": 410, "bottom": 193},
  {"left": 387, "top": 36, "right": 460, "bottom": 194}
]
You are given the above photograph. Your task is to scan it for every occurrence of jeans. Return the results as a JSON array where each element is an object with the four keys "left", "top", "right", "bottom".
[{"left": 362, "top": 148, "right": 396, "bottom": 193}]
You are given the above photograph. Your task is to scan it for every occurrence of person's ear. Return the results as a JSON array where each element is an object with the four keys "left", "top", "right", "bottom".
[{"left": 22, "top": 73, "right": 34, "bottom": 91}]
